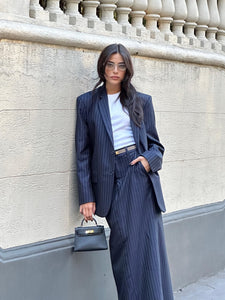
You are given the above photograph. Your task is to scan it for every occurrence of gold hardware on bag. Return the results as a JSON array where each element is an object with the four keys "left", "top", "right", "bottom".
[{"left": 85, "top": 230, "right": 94, "bottom": 234}]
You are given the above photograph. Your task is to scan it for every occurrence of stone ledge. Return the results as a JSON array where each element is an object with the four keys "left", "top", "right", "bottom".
[{"left": 0, "top": 19, "right": 225, "bottom": 69}]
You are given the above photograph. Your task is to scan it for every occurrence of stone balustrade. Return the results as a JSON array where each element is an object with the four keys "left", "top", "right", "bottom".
[{"left": 0, "top": 0, "right": 225, "bottom": 52}]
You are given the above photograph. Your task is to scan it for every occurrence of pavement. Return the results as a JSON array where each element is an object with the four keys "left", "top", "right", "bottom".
[{"left": 174, "top": 269, "right": 225, "bottom": 300}]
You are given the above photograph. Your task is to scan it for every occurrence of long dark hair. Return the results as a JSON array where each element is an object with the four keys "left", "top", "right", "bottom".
[{"left": 94, "top": 44, "right": 143, "bottom": 127}]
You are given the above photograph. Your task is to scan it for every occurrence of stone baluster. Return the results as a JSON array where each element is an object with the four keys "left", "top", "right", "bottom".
[
  {"left": 195, "top": 0, "right": 210, "bottom": 41},
  {"left": 158, "top": 0, "right": 175, "bottom": 40},
  {"left": 82, "top": 0, "right": 100, "bottom": 19},
  {"left": 0, "top": 0, "right": 30, "bottom": 17},
  {"left": 217, "top": 0, "right": 225, "bottom": 47},
  {"left": 99, "top": 0, "right": 117, "bottom": 23},
  {"left": 66, "top": 0, "right": 82, "bottom": 16},
  {"left": 46, "top": 0, "right": 68, "bottom": 22},
  {"left": 29, "top": 0, "right": 49, "bottom": 20},
  {"left": 172, "top": 0, "right": 187, "bottom": 41},
  {"left": 145, "top": 0, "right": 162, "bottom": 38},
  {"left": 130, "top": 0, "right": 148, "bottom": 31},
  {"left": 116, "top": 0, "right": 133, "bottom": 26},
  {"left": 65, "top": 0, "right": 83, "bottom": 25},
  {"left": 206, "top": 0, "right": 220, "bottom": 46},
  {"left": 82, "top": 0, "right": 102, "bottom": 29},
  {"left": 184, "top": 0, "right": 199, "bottom": 40},
  {"left": 99, "top": 0, "right": 121, "bottom": 31}
]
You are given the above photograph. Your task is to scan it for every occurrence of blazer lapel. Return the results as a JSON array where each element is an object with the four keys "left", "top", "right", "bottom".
[
  {"left": 98, "top": 86, "right": 114, "bottom": 146},
  {"left": 97, "top": 85, "right": 142, "bottom": 150}
]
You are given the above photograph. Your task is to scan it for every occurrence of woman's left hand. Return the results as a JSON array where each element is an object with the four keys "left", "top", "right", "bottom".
[{"left": 130, "top": 156, "right": 151, "bottom": 173}]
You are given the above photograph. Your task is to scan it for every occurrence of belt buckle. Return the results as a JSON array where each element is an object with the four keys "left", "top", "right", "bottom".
[
  {"left": 115, "top": 149, "right": 120, "bottom": 155},
  {"left": 115, "top": 148, "right": 125, "bottom": 155}
]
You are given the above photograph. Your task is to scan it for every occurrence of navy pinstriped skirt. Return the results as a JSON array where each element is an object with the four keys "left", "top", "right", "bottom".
[{"left": 106, "top": 149, "right": 174, "bottom": 300}]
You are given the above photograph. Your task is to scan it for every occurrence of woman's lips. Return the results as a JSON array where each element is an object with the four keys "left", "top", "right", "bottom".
[{"left": 111, "top": 76, "right": 120, "bottom": 80}]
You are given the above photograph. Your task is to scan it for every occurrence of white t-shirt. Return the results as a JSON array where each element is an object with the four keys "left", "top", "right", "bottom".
[{"left": 108, "top": 92, "right": 135, "bottom": 150}]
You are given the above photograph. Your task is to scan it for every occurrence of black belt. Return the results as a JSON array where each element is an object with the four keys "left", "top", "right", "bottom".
[{"left": 115, "top": 145, "right": 136, "bottom": 155}]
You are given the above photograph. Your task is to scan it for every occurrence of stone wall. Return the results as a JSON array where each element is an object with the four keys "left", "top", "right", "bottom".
[
  {"left": 1, "top": 38, "right": 225, "bottom": 249},
  {"left": 0, "top": 0, "right": 225, "bottom": 249}
]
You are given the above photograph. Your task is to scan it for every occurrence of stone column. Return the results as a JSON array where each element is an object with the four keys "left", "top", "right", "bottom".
[
  {"left": 158, "top": 0, "right": 175, "bottom": 39},
  {"left": 172, "top": 0, "right": 187, "bottom": 39},
  {"left": 206, "top": 0, "right": 220, "bottom": 44},
  {"left": 130, "top": 0, "right": 148, "bottom": 29},
  {"left": 29, "top": 0, "right": 49, "bottom": 20},
  {"left": 184, "top": 0, "right": 199, "bottom": 39},
  {"left": 145, "top": 0, "right": 162, "bottom": 38},
  {"left": 116, "top": 0, "right": 133, "bottom": 26},
  {"left": 0, "top": 0, "right": 30, "bottom": 17},
  {"left": 217, "top": 0, "right": 225, "bottom": 46},
  {"left": 196, "top": 0, "right": 210, "bottom": 41}
]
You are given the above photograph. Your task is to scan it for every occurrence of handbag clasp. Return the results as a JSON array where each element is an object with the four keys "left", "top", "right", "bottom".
[{"left": 85, "top": 229, "right": 94, "bottom": 234}]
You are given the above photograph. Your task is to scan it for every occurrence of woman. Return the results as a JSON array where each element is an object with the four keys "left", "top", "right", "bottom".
[{"left": 75, "top": 44, "right": 174, "bottom": 300}]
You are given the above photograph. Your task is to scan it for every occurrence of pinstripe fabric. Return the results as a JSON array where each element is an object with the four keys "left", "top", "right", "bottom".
[
  {"left": 75, "top": 85, "right": 166, "bottom": 216},
  {"left": 106, "top": 149, "right": 174, "bottom": 300},
  {"left": 75, "top": 85, "right": 173, "bottom": 299}
]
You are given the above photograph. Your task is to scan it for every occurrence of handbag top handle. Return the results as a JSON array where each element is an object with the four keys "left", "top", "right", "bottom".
[{"left": 81, "top": 218, "right": 98, "bottom": 226}]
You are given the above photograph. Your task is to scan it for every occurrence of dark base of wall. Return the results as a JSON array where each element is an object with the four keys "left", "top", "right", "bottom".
[
  {"left": 1, "top": 200, "right": 225, "bottom": 300},
  {"left": 0, "top": 233, "right": 117, "bottom": 300},
  {"left": 163, "top": 200, "right": 225, "bottom": 290}
]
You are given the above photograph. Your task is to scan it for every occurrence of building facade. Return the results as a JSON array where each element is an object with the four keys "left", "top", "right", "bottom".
[{"left": 0, "top": 0, "right": 225, "bottom": 299}]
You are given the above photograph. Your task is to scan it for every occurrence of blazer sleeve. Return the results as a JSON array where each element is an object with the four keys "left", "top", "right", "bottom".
[
  {"left": 75, "top": 95, "right": 95, "bottom": 205},
  {"left": 141, "top": 95, "right": 165, "bottom": 173}
]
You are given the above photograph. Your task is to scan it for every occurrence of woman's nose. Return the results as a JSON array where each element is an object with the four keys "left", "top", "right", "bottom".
[{"left": 113, "top": 66, "right": 119, "bottom": 72}]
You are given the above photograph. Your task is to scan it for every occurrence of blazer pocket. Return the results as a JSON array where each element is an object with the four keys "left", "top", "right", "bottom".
[{"left": 138, "top": 161, "right": 149, "bottom": 175}]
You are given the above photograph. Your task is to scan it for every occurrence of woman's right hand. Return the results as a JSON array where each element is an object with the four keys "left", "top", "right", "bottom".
[{"left": 80, "top": 202, "right": 96, "bottom": 221}]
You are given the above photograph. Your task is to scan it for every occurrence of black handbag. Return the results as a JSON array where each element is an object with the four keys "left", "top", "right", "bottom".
[{"left": 73, "top": 218, "right": 108, "bottom": 252}]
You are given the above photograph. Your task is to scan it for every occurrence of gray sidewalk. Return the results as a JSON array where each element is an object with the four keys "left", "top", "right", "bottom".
[{"left": 174, "top": 269, "right": 225, "bottom": 299}]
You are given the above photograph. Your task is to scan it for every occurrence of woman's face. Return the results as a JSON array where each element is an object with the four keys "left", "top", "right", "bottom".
[{"left": 104, "top": 53, "right": 126, "bottom": 90}]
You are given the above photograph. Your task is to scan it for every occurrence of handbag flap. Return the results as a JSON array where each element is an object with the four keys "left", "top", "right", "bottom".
[{"left": 75, "top": 225, "right": 105, "bottom": 236}]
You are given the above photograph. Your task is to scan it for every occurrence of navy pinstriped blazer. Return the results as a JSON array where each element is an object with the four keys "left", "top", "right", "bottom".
[{"left": 75, "top": 85, "right": 166, "bottom": 217}]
